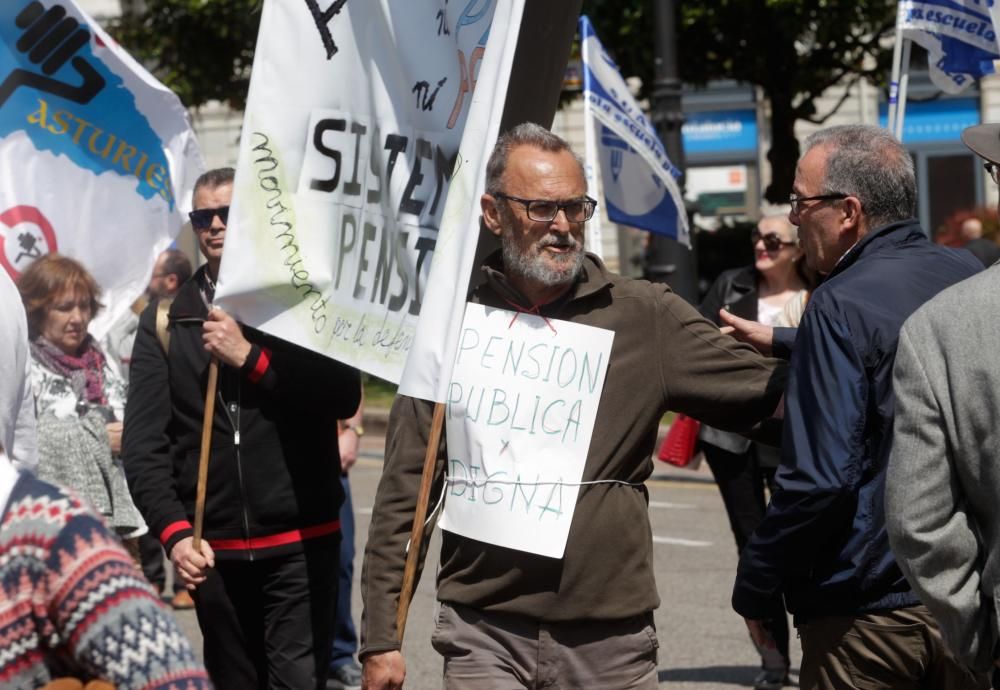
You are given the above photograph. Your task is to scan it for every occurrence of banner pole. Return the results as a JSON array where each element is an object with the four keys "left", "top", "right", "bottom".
[
  {"left": 895, "top": 39, "right": 912, "bottom": 141},
  {"left": 395, "top": 401, "right": 446, "bottom": 641},
  {"left": 580, "top": 23, "right": 604, "bottom": 259},
  {"left": 192, "top": 357, "right": 219, "bottom": 552},
  {"left": 887, "top": 1, "right": 905, "bottom": 134}
]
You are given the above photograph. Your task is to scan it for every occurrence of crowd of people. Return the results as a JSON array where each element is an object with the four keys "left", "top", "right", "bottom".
[{"left": 2, "top": 118, "right": 1000, "bottom": 690}]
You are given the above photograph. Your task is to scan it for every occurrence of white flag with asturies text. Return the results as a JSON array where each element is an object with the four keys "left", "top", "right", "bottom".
[{"left": 0, "top": 0, "right": 203, "bottom": 337}]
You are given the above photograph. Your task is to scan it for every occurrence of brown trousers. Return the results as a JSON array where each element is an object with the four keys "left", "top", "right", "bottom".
[
  {"left": 798, "top": 604, "right": 988, "bottom": 690},
  {"left": 430, "top": 602, "right": 659, "bottom": 689}
]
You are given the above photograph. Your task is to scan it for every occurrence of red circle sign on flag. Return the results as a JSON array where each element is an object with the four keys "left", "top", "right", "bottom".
[{"left": 0, "top": 205, "right": 58, "bottom": 280}]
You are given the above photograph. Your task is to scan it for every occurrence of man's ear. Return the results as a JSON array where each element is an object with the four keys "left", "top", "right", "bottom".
[
  {"left": 841, "top": 195, "right": 863, "bottom": 232},
  {"left": 481, "top": 193, "right": 503, "bottom": 237},
  {"left": 165, "top": 274, "right": 179, "bottom": 293}
]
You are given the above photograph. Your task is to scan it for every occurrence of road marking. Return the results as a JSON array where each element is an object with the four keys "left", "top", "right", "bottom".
[
  {"left": 648, "top": 500, "right": 694, "bottom": 509},
  {"left": 653, "top": 535, "right": 712, "bottom": 547}
]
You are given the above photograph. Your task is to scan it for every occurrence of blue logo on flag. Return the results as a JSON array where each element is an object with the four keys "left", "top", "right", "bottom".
[{"left": 0, "top": 1, "right": 174, "bottom": 208}]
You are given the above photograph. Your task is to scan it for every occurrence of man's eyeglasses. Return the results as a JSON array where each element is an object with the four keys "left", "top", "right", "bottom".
[
  {"left": 189, "top": 206, "right": 229, "bottom": 230},
  {"left": 789, "top": 193, "right": 848, "bottom": 215},
  {"left": 751, "top": 228, "right": 797, "bottom": 252},
  {"left": 985, "top": 162, "right": 1000, "bottom": 186},
  {"left": 494, "top": 193, "right": 598, "bottom": 223}
]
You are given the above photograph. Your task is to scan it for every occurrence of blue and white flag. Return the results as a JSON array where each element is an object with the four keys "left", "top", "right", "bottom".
[
  {"left": 579, "top": 15, "right": 689, "bottom": 246},
  {"left": 0, "top": 0, "right": 203, "bottom": 337},
  {"left": 899, "top": 0, "right": 999, "bottom": 93}
]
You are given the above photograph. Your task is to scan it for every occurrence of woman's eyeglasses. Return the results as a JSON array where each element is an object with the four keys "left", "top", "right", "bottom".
[
  {"left": 751, "top": 228, "right": 797, "bottom": 251},
  {"left": 985, "top": 162, "right": 1000, "bottom": 186}
]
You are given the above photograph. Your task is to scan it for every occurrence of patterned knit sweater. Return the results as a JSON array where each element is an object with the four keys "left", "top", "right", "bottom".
[{"left": 0, "top": 472, "right": 211, "bottom": 689}]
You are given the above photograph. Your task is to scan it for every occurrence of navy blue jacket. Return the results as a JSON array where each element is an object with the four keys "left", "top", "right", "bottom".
[{"left": 732, "top": 219, "right": 981, "bottom": 622}]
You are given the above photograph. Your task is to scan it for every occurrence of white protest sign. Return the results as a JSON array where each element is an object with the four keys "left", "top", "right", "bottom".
[
  {"left": 0, "top": 0, "right": 203, "bottom": 338},
  {"left": 215, "top": 0, "right": 525, "bottom": 396},
  {"left": 439, "top": 303, "right": 614, "bottom": 559}
]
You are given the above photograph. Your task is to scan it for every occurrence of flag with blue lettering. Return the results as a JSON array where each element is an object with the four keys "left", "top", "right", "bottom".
[
  {"left": 899, "top": 0, "right": 999, "bottom": 93},
  {"left": 579, "top": 15, "right": 689, "bottom": 246},
  {"left": 0, "top": 0, "right": 202, "bottom": 337}
]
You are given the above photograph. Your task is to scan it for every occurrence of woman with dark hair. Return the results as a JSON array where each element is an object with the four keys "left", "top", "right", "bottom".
[
  {"left": 698, "top": 211, "right": 814, "bottom": 690},
  {"left": 18, "top": 254, "right": 144, "bottom": 538}
]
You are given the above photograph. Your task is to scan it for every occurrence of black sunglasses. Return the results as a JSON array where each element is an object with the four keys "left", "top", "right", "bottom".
[
  {"left": 189, "top": 206, "right": 229, "bottom": 230},
  {"left": 751, "top": 228, "right": 797, "bottom": 252}
]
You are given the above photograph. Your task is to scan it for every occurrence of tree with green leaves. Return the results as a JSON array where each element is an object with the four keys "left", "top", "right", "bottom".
[
  {"left": 583, "top": 0, "right": 897, "bottom": 202},
  {"left": 112, "top": 1, "right": 896, "bottom": 202},
  {"left": 111, "top": 0, "right": 262, "bottom": 110}
]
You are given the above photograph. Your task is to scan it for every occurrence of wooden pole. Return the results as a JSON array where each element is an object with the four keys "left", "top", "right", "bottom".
[
  {"left": 395, "top": 401, "right": 445, "bottom": 641},
  {"left": 192, "top": 357, "right": 219, "bottom": 551}
]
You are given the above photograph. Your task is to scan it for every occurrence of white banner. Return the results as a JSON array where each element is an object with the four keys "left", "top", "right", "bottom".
[
  {"left": 215, "top": 0, "right": 525, "bottom": 400},
  {"left": 0, "top": 0, "right": 203, "bottom": 337},
  {"left": 440, "top": 303, "right": 614, "bottom": 558}
]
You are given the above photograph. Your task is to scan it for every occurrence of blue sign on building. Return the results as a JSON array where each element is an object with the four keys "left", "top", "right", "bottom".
[
  {"left": 682, "top": 109, "right": 758, "bottom": 156},
  {"left": 878, "top": 98, "right": 980, "bottom": 144}
]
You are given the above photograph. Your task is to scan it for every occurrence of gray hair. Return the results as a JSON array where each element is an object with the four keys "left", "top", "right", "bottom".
[
  {"left": 485, "top": 123, "right": 584, "bottom": 196},
  {"left": 802, "top": 125, "right": 916, "bottom": 229},
  {"left": 759, "top": 208, "right": 798, "bottom": 243}
]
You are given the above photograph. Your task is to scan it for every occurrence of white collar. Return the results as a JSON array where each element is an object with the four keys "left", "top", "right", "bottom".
[{"left": 833, "top": 239, "right": 860, "bottom": 268}]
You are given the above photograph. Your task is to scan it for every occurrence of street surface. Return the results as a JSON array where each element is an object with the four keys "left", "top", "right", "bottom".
[{"left": 170, "top": 437, "right": 800, "bottom": 689}]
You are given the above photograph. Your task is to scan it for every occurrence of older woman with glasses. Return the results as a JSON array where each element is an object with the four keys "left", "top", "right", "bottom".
[
  {"left": 696, "top": 210, "right": 814, "bottom": 690},
  {"left": 18, "top": 254, "right": 145, "bottom": 540}
]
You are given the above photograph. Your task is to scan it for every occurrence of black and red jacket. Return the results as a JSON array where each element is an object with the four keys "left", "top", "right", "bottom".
[{"left": 123, "top": 267, "right": 361, "bottom": 560}]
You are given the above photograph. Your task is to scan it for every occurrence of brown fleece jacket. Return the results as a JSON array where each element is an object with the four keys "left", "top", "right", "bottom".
[{"left": 360, "top": 252, "right": 786, "bottom": 656}]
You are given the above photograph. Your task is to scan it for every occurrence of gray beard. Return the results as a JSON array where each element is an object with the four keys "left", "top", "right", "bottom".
[{"left": 501, "top": 230, "right": 585, "bottom": 289}]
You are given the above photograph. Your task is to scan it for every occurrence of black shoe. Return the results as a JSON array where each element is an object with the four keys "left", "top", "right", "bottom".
[{"left": 327, "top": 659, "right": 362, "bottom": 690}]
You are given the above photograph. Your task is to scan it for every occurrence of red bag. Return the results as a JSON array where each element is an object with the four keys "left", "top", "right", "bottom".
[{"left": 657, "top": 414, "right": 701, "bottom": 467}]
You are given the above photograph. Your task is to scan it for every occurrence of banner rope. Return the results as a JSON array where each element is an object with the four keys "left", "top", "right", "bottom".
[{"left": 403, "top": 474, "right": 644, "bottom": 555}]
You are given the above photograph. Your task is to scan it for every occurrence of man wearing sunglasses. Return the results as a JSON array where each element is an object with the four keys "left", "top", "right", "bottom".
[
  {"left": 361, "top": 123, "right": 787, "bottom": 690},
  {"left": 123, "top": 168, "right": 362, "bottom": 689},
  {"left": 728, "top": 125, "right": 984, "bottom": 690},
  {"left": 885, "top": 125, "right": 1000, "bottom": 686}
]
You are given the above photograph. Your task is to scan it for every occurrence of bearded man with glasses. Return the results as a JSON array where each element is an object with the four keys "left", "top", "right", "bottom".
[
  {"left": 724, "top": 124, "right": 985, "bottom": 690},
  {"left": 122, "top": 167, "right": 362, "bottom": 689},
  {"left": 361, "top": 123, "right": 787, "bottom": 690}
]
